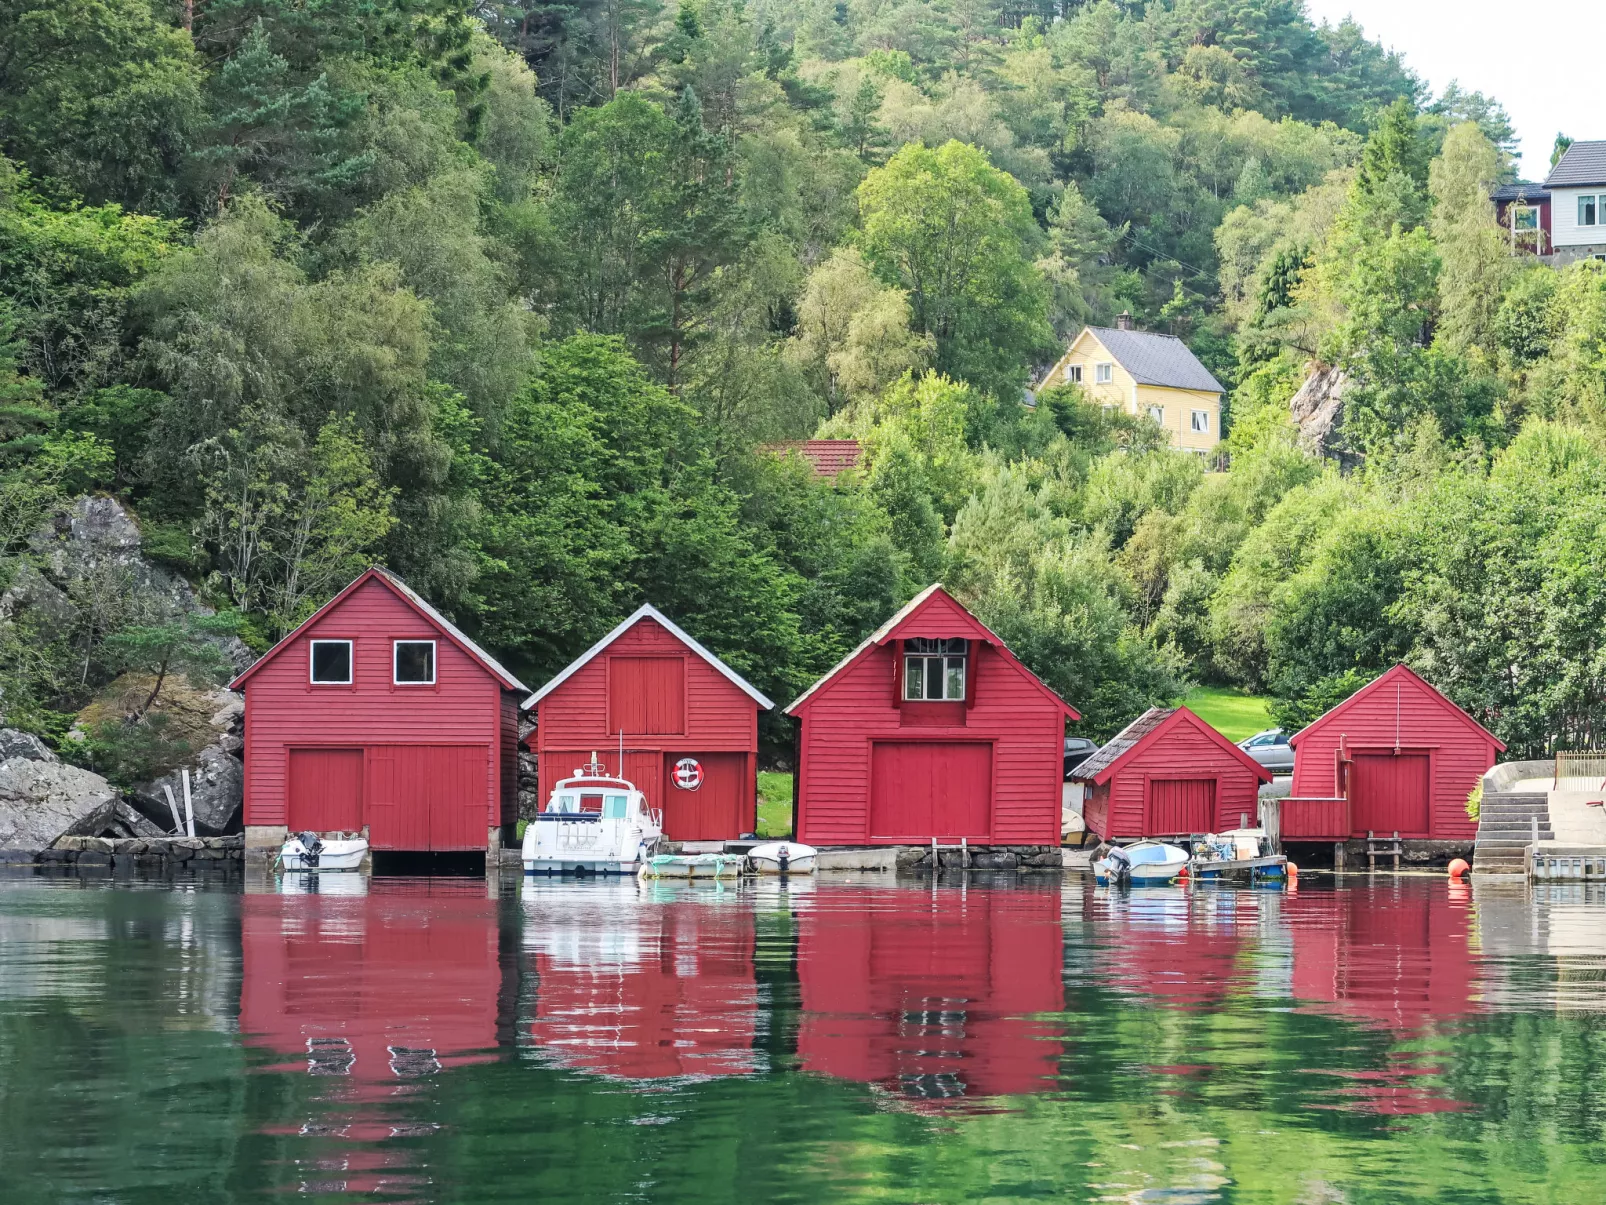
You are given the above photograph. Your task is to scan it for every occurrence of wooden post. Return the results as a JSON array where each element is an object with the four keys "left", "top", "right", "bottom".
[
  {"left": 182, "top": 768, "right": 196, "bottom": 839},
  {"left": 161, "top": 784, "right": 184, "bottom": 835},
  {"left": 1392, "top": 830, "right": 1400, "bottom": 872},
  {"left": 1334, "top": 841, "right": 1345, "bottom": 872},
  {"left": 1367, "top": 829, "right": 1376, "bottom": 872}
]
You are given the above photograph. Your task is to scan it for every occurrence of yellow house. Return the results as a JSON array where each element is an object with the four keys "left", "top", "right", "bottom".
[{"left": 1036, "top": 316, "right": 1224, "bottom": 456}]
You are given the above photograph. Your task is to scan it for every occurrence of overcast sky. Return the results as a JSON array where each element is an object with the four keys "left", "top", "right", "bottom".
[{"left": 1302, "top": 0, "right": 1606, "bottom": 177}]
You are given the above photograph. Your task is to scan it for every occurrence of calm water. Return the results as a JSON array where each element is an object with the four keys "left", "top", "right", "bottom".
[{"left": 1, "top": 870, "right": 1603, "bottom": 1203}]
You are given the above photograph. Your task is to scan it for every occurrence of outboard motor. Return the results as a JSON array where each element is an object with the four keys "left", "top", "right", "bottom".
[
  {"left": 1107, "top": 844, "right": 1133, "bottom": 889},
  {"left": 777, "top": 843, "right": 791, "bottom": 876},
  {"left": 298, "top": 831, "right": 324, "bottom": 868}
]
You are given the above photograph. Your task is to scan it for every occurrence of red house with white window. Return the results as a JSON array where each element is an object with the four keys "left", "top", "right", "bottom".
[
  {"left": 1074, "top": 706, "right": 1272, "bottom": 841},
  {"left": 231, "top": 567, "right": 527, "bottom": 859},
  {"left": 787, "top": 585, "right": 1078, "bottom": 849},
  {"left": 1283, "top": 664, "right": 1505, "bottom": 845},
  {"left": 525, "top": 605, "right": 772, "bottom": 843}
]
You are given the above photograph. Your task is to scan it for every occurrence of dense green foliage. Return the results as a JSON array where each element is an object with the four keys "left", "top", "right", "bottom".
[{"left": 0, "top": 0, "right": 1601, "bottom": 758}]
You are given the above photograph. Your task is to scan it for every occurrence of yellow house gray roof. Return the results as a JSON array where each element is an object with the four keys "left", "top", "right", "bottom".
[{"left": 1085, "top": 327, "right": 1225, "bottom": 393}]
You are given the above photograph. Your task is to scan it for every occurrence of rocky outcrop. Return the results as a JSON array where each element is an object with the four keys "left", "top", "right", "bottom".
[
  {"left": 0, "top": 729, "right": 57, "bottom": 762},
  {"left": 1289, "top": 363, "right": 1350, "bottom": 460},
  {"left": 133, "top": 744, "right": 244, "bottom": 836},
  {"left": 517, "top": 718, "right": 540, "bottom": 819},
  {"left": 0, "top": 758, "right": 120, "bottom": 850}
]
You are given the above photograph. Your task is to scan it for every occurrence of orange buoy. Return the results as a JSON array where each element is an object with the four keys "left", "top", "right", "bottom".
[{"left": 1448, "top": 858, "right": 1469, "bottom": 879}]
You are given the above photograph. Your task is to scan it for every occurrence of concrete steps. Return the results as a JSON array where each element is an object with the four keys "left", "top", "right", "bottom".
[{"left": 1474, "top": 792, "right": 1551, "bottom": 872}]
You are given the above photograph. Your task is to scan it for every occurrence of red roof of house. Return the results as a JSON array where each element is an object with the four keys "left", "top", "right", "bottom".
[
  {"left": 764, "top": 439, "right": 863, "bottom": 479},
  {"left": 1072, "top": 705, "right": 1272, "bottom": 786},
  {"left": 1289, "top": 664, "right": 1506, "bottom": 751},
  {"left": 785, "top": 584, "right": 1079, "bottom": 719},
  {"left": 228, "top": 566, "right": 527, "bottom": 692}
]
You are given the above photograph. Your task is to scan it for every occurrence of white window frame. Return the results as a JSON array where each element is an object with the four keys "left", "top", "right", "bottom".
[
  {"left": 309, "top": 639, "right": 353, "bottom": 685},
  {"left": 393, "top": 639, "right": 437, "bottom": 685},
  {"left": 1147, "top": 404, "right": 1165, "bottom": 425},
  {"left": 1095, "top": 361, "right": 1114, "bottom": 384},
  {"left": 1580, "top": 194, "right": 1599, "bottom": 227},
  {"left": 1065, "top": 364, "right": 1083, "bottom": 384},
  {"left": 903, "top": 638, "right": 967, "bottom": 701},
  {"left": 1191, "top": 409, "right": 1209, "bottom": 433}
]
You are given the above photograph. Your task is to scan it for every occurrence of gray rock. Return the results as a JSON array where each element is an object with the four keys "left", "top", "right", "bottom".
[
  {"left": 0, "top": 729, "right": 57, "bottom": 762},
  {"left": 0, "top": 759, "right": 120, "bottom": 850},
  {"left": 1289, "top": 363, "right": 1354, "bottom": 464},
  {"left": 0, "top": 563, "right": 77, "bottom": 629},
  {"left": 132, "top": 744, "right": 243, "bottom": 836}
]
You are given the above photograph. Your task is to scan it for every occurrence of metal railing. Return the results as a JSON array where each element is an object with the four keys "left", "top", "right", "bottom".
[{"left": 1554, "top": 751, "right": 1606, "bottom": 790}]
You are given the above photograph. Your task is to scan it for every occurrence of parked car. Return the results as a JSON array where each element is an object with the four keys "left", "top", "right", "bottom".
[
  {"left": 1239, "top": 728, "right": 1294, "bottom": 774},
  {"left": 1064, "top": 736, "right": 1100, "bottom": 779}
]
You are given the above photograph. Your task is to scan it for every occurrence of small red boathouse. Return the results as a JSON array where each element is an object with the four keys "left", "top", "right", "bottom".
[
  {"left": 1284, "top": 664, "right": 1505, "bottom": 843},
  {"left": 525, "top": 605, "right": 773, "bottom": 843},
  {"left": 232, "top": 567, "right": 527, "bottom": 858},
  {"left": 1074, "top": 706, "right": 1272, "bottom": 841},
  {"left": 787, "top": 585, "right": 1078, "bottom": 848}
]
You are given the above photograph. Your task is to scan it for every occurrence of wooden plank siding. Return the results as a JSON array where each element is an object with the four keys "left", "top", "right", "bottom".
[
  {"left": 1289, "top": 665, "right": 1503, "bottom": 842},
  {"left": 240, "top": 575, "right": 511, "bottom": 843},
  {"left": 533, "top": 615, "right": 764, "bottom": 842},
  {"left": 792, "top": 589, "right": 1072, "bottom": 846}
]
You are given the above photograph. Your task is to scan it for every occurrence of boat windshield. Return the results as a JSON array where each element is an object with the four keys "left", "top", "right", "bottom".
[
  {"left": 578, "top": 793, "right": 604, "bottom": 813},
  {"left": 547, "top": 793, "right": 578, "bottom": 813},
  {"left": 602, "top": 794, "right": 629, "bottom": 819}
]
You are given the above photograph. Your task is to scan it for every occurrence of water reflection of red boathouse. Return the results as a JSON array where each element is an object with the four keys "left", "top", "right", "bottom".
[{"left": 796, "top": 885, "right": 1065, "bottom": 1104}]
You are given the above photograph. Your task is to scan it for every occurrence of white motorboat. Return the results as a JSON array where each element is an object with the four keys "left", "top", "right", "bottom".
[
  {"left": 279, "top": 832, "right": 368, "bottom": 871},
  {"left": 1094, "top": 840, "right": 1189, "bottom": 886},
  {"left": 747, "top": 840, "right": 818, "bottom": 874},
  {"left": 523, "top": 755, "right": 663, "bottom": 874}
]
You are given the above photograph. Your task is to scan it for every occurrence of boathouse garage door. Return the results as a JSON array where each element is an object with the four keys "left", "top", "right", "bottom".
[
  {"left": 287, "top": 749, "right": 364, "bottom": 832},
  {"left": 661, "top": 752, "right": 745, "bottom": 842},
  {"left": 869, "top": 741, "right": 991, "bottom": 840},
  {"left": 1147, "top": 778, "right": 1216, "bottom": 835},
  {"left": 365, "top": 745, "right": 489, "bottom": 851},
  {"left": 1350, "top": 751, "right": 1431, "bottom": 836}
]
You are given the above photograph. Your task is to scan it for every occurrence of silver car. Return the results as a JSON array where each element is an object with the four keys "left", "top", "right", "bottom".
[{"left": 1239, "top": 728, "right": 1294, "bottom": 774}]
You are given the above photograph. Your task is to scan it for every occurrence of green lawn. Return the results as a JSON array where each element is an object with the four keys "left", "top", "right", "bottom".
[
  {"left": 1177, "top": 686, "right": 1273, "bottom": 742},
  {"left": 757, "top": 771, "right": 793, "bottom": 838}
]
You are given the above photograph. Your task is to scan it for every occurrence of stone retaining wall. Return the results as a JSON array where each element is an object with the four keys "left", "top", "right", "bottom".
[
  {"left": 892, "top": 844, "right": 1064, "bottom": 870},
  {"left": 37, "top": 834, "right": 244, "bottom": 870}
]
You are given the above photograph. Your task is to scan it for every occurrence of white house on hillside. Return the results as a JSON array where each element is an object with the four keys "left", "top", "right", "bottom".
[{"left": 1543, "top": 141, "right": 1606, "bottom": 264}]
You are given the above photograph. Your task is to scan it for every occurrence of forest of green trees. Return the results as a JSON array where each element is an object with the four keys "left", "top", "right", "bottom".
[{"left": 2, "top": 0, "right": 1605, "bottom": 767}]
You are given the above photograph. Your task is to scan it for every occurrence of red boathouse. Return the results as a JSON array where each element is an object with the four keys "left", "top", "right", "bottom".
[
  {"left": 525, "top": 605, "right": 773, "bottom": 843},
  {"left": 1074, "top": 706, "right": 1272, "bottom": 841},
  {"left": 1284, "top": 664, "right": 1506, "bottom": 845},
  {"left": 787, "top": 585, "right": 1079, "bottom": 849},
  {"left": 232, "top": 567, "right": 527, "bottom": 859}
]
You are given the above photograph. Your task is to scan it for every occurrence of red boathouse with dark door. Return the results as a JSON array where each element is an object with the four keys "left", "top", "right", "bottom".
[
  {"left": 787, "top": 585, "right": 1079, "bottom": 847},
  {"left": 231, "top": 568, "right": 527, "bottom": 857},
  {"left": 1074, "top": 706, "right": 1272, "bottom": 841},
  {"left": 525, "top": 605, "right": 773, "bottom": 843},
  {"left": 1285, "top": 664, "right": 1506, "bottom": 842}
]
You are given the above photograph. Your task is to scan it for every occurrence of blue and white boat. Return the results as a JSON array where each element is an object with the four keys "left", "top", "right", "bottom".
[{"left": 1094, "top": 841, "right": 1190, "bottom": 886}]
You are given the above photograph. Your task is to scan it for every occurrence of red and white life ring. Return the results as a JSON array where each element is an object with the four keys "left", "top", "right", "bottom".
[{"left": 672, "top": 758, "right": 703, "bottom": 790}]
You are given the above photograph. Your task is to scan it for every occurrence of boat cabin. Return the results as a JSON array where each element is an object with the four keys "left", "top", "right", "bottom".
[
  {"left": 786, "top": 585, "right": 1079, "bottom": 850},
  {"left": 1074, "top": 706, "right": 1272, "bottom": 841}
]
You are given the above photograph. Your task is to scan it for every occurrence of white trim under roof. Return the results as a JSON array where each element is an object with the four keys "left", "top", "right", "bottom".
[{"left": 522, "top": 604, "right": 774, "bottom": 711}]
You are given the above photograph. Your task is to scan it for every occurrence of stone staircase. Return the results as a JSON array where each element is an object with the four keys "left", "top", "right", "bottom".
[{"left": 1474, "top": 792, "right": 1552, "bottom": 873}]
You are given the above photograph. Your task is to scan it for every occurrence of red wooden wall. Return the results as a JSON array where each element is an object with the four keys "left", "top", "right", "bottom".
[
  {"left": 1289, "top": 666, "right": 1502, "bottom": 841},
  {"left": 240, "top": 575, "right": 514, "bottom": 848},
  {"left": 535, "top": 616, "right": 761, "bottom": 841},
  {"left": 792, "top": 590, "right": 1071, "bottom": 846},
  {"left": 1082, "top": 710, "right": 1265, "bottom": 841}
]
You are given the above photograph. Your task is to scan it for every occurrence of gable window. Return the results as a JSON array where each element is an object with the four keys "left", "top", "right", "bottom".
[
  {"left": 1191, "top": 409, "right": 1209, "bottom": 433},
  {"left": 1065, "top": 364, "right": 1083, "bottom": 384},
  {"left": 904, "top": 638, "right": 966, "bottom": 701},
  {"left": 394, "top": 640, "right": 436, "bottom": 685},
  {"left": 310, "top": 640, "right": 353, "bottom": 684},
  {"left": 1095, "top": 361, "right": 1114, "bottom": 384},
  {"left": 1580, "top": 195, "right": 1599, "bottom": 226},
  {"left": 1147, "top": 405, "right": 1165, "bottom": 425}
]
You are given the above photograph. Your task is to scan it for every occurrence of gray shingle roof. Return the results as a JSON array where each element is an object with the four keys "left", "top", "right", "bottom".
[
  {"left": 1085, "top": 327, "right": 1224, "bottom": 393},
  {"left": 1072, "top": 707, "right": 1175, "bottom": 782},
  {"left": 1491, "top": 182, "right": 1548, "bottom": 203},
  {"left": 1544, "top": 141, "right": 1606, "bottom": 188}
]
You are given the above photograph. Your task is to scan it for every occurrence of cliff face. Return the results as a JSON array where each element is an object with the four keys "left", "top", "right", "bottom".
[{"left": 1288, "top": 363, "right": 1349, "bottom": 459}]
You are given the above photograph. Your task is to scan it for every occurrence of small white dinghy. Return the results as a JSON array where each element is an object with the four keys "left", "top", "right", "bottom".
[
  {"left": 747, "top": 841, "right": 818, "bottom": 874},
  {"left": 1094, "top": 840, "right": 1189, "bottom": 887},
  {"left": 279, "top": 831, "right": 369, "bottom": 871}
]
